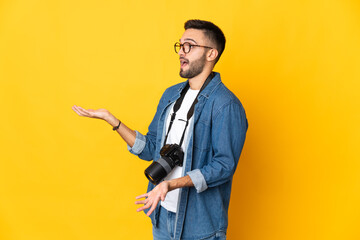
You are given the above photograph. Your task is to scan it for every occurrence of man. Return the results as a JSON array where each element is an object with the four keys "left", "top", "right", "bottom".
[{"left": 72, "top": 19, "right": 248, "bottom": 240}]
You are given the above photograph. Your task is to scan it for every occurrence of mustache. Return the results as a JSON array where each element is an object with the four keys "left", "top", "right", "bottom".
[{"left": 179, "top": 57, "right": 189, "bottom": 63}]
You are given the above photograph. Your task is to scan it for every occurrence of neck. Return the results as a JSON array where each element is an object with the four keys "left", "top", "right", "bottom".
[{"left": 188, "top": 66, "right": 213, "bottom": 90}]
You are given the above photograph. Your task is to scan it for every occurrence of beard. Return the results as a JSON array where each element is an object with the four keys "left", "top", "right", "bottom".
[{"left": 179, "top": 52, "right": 207, "bottom": 79}]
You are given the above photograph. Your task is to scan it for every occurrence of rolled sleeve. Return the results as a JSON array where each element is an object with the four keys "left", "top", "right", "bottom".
[
  {"left": 127, "top": 130, "right": 146, "bottom": 155},
  {"left": 187, "top": 169, "right": 208, "bottom": 193}
]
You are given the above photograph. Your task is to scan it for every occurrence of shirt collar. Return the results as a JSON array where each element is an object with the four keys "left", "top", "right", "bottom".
[{"left": 176, "top": 72, "right": 222, "bottom": 99}]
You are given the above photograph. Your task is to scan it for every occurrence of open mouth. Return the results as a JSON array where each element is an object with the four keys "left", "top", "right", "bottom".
[{"left": 180, "top": 59, "right": 189, "bottom": 68}]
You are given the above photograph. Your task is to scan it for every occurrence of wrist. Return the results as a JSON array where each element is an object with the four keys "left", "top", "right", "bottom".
[
  {"left": 112, "top": 119, "right": 121, "bottom": 131},
  {"left": 167, "top": 179, "right": 176, "bottom": 191},
  {"left": 105, "top": 114, "right": 118, "bottom": 126}
]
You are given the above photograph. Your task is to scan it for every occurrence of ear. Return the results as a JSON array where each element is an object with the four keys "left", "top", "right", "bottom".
[{"left": 206, "top": 48, "right": 218, "bottom": 62}]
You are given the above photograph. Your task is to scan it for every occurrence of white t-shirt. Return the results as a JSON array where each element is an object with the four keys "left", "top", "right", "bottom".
[{"left": 160, "top": 88, "right": 199, "bottom": 212}]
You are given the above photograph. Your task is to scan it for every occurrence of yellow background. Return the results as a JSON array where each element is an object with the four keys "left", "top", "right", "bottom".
[{"left": 1, "top": 0, "right": 359, "bottom": 239}]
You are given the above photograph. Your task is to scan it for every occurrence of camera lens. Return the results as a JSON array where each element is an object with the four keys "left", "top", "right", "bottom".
[
  {"left": 144, "top": 156, "right": 174, "bottom": 185},
  {"left": 144, "top": 144, "right": 184, "bottom": 185}
]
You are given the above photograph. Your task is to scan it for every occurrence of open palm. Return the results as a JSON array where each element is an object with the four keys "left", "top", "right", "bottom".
[{"left": 72, "top": 105, "right": 110, "bottom": 120}]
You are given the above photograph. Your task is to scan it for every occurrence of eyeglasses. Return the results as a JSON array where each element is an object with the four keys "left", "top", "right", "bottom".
[{"left": 174, "top": 42, "right": 212, "bottom": 54}]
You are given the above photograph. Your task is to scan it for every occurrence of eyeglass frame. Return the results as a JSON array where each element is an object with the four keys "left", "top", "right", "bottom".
[{"left": 174, "top": 42, "right": 213, "bottom": 54}]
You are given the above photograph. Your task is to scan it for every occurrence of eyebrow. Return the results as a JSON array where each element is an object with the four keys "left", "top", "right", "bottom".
[{"left": 180, "top": 38, "right": 197, "bottom": 44}]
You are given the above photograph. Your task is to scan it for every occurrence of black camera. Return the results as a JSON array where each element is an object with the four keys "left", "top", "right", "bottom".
[{"left": 144, "top": 144, "right": 184, "bottom": 185}]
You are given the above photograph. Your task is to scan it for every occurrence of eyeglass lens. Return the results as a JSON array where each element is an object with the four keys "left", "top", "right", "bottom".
[{"left": 175, "top": 42, "right": 191, "bottom": 54}]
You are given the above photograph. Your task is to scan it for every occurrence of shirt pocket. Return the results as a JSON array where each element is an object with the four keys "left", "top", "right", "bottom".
[{"left": 193, "top": 120, "right": 211, "bottom": 151}]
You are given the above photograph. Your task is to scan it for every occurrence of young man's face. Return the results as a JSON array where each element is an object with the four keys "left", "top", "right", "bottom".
[{"left": 178, "top": 28, "right": 210, "bottom": 79}]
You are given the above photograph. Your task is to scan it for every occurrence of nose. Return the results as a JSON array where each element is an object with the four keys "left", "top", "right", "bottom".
[{"left": 178, "top": 45, "right": 185, "bottom": 56}]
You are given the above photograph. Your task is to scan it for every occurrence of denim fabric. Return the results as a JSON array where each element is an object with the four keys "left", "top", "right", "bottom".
[
  {"left": 153, "top": 206, "right": 176, "bottom": 240},
  {"left": 128, "top": 72, "right": 248, "bottom": 240},
  {"left": 153, "top": 207, "right": 226, "bottom": 240}
]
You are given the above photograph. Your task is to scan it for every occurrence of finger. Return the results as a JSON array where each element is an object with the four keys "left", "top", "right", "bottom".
[
  {"left": 72, "top": 106, "right": 87, "bottom": 116},
  {"left": 146, "top": 201, "right": 158, "bottom": 216},
  {"left": 72, "top": 105, "right": 82, "bottom": 111},
  {"left": 146, "top": 196, "right": 161, "bottom": 216},
  {"left": 135, "top": 193, "right": 148, "bottom": 199},
  {"left": 137, "top": 202, "right": 151, "bottom": 212},
  {"left": 72, "top": 105, "right": 81, "bottom": 113},
  {"left": 73, "top": 108, "right": 84, "bottom": 117},
  {"left": 75, "top": 106, "right": 90, "bottom": 114},
  {"left": 75, "top": 105, "right": 86, "bottom": 111},
  {"left": 72, "top": 107, "right": 82, "bottom": 116},
  {"left": 76, "top": 107, "right": 92, "bottom": 117},
  {"left": 134, "top": 200, "right": 147, "bottom": 205}
]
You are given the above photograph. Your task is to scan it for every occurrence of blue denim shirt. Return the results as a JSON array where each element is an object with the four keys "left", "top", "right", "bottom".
[{"left": 128, "top": 72, "right": 248, "bottom": 240}]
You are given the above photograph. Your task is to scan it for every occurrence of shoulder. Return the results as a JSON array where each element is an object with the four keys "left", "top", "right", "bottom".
[
  {"left": 208, "top": 82, "right": 248, "bottom": 128},
  {"left": 159, "top": 81, "right": 186, "bottom": 102},
  {"left": 164, "top": 81, "right": 186, "bottom": 94},
  {"left": 210, "top": 81, "right": 244, "bottom": 112}
]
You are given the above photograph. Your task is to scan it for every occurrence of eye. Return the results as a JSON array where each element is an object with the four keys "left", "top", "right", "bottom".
[{"left": 182, "top": 42, "right": 192, "bottom": 53}]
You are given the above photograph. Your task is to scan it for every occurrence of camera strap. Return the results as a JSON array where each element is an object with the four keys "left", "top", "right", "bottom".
[{"left": 163, "top": 72, "right": 214, "bottom": 147}]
